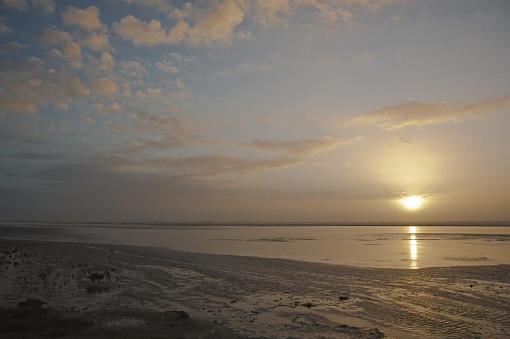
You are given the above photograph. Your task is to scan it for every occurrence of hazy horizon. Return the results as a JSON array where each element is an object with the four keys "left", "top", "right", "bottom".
[
  {"left": 2, "top": 219, "right": 510, "bottom": 226},
  {"left": 1, "top": 0, "right": 510, "bottom": 223}
]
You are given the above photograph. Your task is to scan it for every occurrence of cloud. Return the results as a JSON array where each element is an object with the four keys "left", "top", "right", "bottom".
[
  {"left": 109, "top": 113, "right": 193, "bottom": 153},
  {"left": 101, "top": 51, "right": 115, "bottom": 66},
  {"left": 56, "top": 42, "right": 85, "bottom": 68},
  {"left": 251, "top": 0, "right": 290, "bottom": 27},
  {"left": 236, "top": 30, "right": 252, "bottom": 40},
  {"left": 92, "top": 77, "right": 118, "bottom": 97},
  {"left": 156, "top": 60, "right": 178, "bottom": 74},
  {"left": 0, "top": 64, "right": 90, "bottom": 115},
  {"left": 0, "top": 16, "right": 12, "bottom": 33},
  {"left": 187, "top": 0, "right": 244, "bottom": 45},
  {"left": 114, "top": 15, "right": 188, "bottom": 46},
  {"left": 127, "top": 155, "right": 298, "bottom": 177},
  {"left": 110, "top": 136, "right": 354, "bottom": 178},
  {"left": 40, "top": 26, "right": 72, "bottom": 45},
  {"left": 114, "top": 15, "right": 166, "bottom": 45},
  {"left": 115, "top": 0, "right": 244, "bottom": 46},
  {"left": 0, "top": 96, "right": 38, "bottom": 114},
  {"left": 242, "top": 0, "right": 401, "bottom": 26},
  {"left": 125, "top": 0, "right": 402, "bottom": 27},
  {"left": 170, "top": 2, "right": 194, "bottom": 19},
  {"left": 83, "top": 33, "right": 110, "bottom": 51},
  {"left": 62, "top": 6, "right": 103, "bottom": 31},
  {"left": 95, "top": 51, "right": 115, "bottom": 71},
  {"left": 96, "top": 102, "right": 121, "bottom": 115},
  {"left": 4, "top": 151, "right": 65, "bottom": 161},
  {"left": 353, "top": 96, "right": 510, "bottom": 129},
  {"left": 250, "top": 136, "right": 354, "bottom": 156},
  {"left": 2, "top": 0, "right": 27, "bottom": 10},
  {"left": 3, "top": 41, "right": 27, "bottom": 50},
  {"left": 126, "top": 114, "right": 185, "bottom": 134},
  {"left": 31, "top": 0, "right": 54, "bottom": 12},
  {"left": 114, "top": 0, "right": 404, "bottom": 47},
  {"left": 121, "top": 60, "right": 147, "bottom": 77},
  {"left": 62, "top": 42, "right": 82, "bottom": 62},
  {"left": 166, "top": 20, "right": 190, "bottom": 43},
  {"left": 110, "top": 126, "right": 354, "bottom": 177},
  {"left": 108, "top": 111, "right": 353, "bottom": 169},
  {"left": 217, "top": 63, "right": 272, "bottom": 77}
]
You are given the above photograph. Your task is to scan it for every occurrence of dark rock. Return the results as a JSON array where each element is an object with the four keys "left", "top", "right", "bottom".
[
  {"left": 161, "top": 310, "right": 190, "bottom": 326},
  {"left": 18, "top": 299, "right": 46, "bottom": 308},
  {"left": 8, "top": 299, "right": 48, "bottom": 318},
  {"left": 87, "top": 272, "right": 105, "bottom": 281},
  {"left": 166, "top": 311, "right": 190, "bottom": 320},
  {"left": 49, "top": 317, "right": 92, "bottom": 328},
  {"left": 365, "top": 327, "right": 385, "bottom": 338},
  {"left": 86, "top": 283, "right": 109, "bottom": 294}
]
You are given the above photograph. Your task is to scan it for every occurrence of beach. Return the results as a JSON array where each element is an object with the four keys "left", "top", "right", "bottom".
[{"left": 1, "top": 237, "right": 509, "bottom": 338}]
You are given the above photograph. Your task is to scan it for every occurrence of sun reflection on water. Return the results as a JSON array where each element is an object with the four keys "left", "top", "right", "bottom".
[{"left": 409, "top": 226, "right": 418, "bottom": 269}]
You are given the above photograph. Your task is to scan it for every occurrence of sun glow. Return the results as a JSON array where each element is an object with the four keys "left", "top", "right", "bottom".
[{"left": 400, "top": 195, "right": 425, "bottom": 211}]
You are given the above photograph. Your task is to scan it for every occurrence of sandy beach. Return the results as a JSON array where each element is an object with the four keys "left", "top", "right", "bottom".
[{"left": 1, "top": 238, "right": 509, "bottom": 338}]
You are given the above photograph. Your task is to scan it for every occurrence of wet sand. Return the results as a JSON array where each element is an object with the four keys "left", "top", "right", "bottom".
[{"left": 0, "top": 238, "right": 509, "bottom": 338}]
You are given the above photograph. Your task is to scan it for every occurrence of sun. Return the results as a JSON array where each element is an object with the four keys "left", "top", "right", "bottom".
[{"left": 400, "top": 195, "right": 425, "bottom": 211}]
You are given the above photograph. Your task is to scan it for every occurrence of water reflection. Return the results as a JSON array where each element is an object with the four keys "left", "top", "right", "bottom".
[{"left": 409, "top": 226, "right": 418, "bottom": 269}]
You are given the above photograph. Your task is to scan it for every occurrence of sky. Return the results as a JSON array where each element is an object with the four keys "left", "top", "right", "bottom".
[{"left": 0, "top": 0, "right": 509, "bottom": 223}]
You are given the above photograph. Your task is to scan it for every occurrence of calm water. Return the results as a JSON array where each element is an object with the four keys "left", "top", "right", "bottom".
[{"left": 1, "top": 223, "right": 509, "bottom": 269}]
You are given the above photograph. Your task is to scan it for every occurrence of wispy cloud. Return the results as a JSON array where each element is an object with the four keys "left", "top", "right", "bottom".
[
  {"left": 352, "top": 95, "right": 510, "bottom": 129},
  {"left": 250, "top": 136, "right": 356, "bottom": 156},
  {"left": 112, "top": 136, "right": 355, "bottom": 177},
  {"left": 128, "top": 155, "right": 298, "bottom": 177},
  {"left": 109, "top": 112, "right": 355, "bottom": 174}
]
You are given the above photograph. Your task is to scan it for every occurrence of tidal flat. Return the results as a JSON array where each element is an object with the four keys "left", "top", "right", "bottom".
[{"left": 1, "top": 238, "right": 509, "bottom": 338}]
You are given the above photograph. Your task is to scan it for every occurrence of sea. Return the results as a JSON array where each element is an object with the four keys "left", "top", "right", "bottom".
[{"left": 1, "top": 223, "right": 509, "bottom": 269}]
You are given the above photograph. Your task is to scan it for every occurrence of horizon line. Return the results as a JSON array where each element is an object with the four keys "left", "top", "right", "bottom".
[{"left": 1, "top": 220, "right": 510, "bottom": 227}]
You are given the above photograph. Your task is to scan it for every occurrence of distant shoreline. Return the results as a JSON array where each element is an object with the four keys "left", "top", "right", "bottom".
[{"left": 2, "top": 220, "right": 510, "bottom": 227}]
